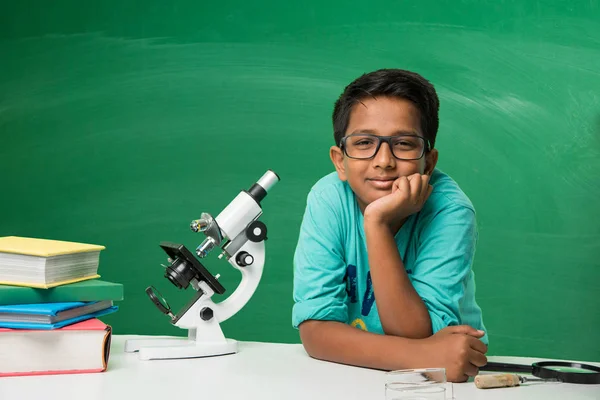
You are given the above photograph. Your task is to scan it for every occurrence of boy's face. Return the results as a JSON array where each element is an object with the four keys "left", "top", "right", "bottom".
[{"left": 330, "top": 96, "right": 438, "bottom": 211}]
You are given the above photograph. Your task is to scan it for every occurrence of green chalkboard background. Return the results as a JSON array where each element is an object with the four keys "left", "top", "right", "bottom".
[{"left": 1, "top": 1, "right": 599, "bottom": 362}]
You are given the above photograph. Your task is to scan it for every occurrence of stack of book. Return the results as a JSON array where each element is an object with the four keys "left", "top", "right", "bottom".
[{"left": 0, "top": 236, "right": 124, "bottom": 377}]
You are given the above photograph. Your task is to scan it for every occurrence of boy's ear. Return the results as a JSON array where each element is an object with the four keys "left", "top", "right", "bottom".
[
  {"left": 424, "top": 149, "right": 438, "bottom": 175},
  {"left": 330, "top": 146, "right": 348, "bottom": 181}
]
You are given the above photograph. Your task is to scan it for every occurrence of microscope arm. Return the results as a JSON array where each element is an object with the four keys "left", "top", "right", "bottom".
[
  {"left": 213, "top": 239, "right": 265, "bottom": 322},
  {"left": 173, "top": 237, "right": 266, "bottom": 329}
]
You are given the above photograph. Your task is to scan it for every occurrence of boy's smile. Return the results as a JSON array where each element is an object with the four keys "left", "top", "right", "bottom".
[
  {"left": 367, "top": 176, "right": 398, "bottom": 190},
  {"left": 330, "top": 96, "right": 438, "bottom": 212}
]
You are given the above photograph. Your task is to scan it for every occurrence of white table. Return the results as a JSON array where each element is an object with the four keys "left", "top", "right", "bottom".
[{"left": 1, "top": 335, "right": 599, "bottom": 400}]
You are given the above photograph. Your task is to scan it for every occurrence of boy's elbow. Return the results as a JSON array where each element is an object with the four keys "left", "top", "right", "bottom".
[{"left": 298, "top": 320, "right": 328, "bottom": 359}]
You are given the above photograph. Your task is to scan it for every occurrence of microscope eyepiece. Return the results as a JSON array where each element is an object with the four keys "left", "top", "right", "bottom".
[
  {"left": 257, "top": 170, "right": 280, "bottom": 192},
  {"left": 246, "top": 170, "right": 280, "bottom": 203}
]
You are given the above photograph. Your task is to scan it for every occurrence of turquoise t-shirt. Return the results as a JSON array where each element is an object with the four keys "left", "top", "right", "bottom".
[{"left": 292, "top": 168, "right": 488, "bottom": 344}]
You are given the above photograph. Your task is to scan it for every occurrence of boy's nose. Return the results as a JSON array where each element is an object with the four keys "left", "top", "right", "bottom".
[{"left": 373, "top": 142, "right": 396, "bottom": 169}]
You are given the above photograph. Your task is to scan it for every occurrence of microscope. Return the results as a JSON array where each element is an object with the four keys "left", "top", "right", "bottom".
[{"left": 124, "top": 170, "right": 280, "bottom": 360}]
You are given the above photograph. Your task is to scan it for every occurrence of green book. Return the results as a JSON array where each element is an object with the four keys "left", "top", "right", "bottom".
[{"left": 0, "top": 280, "right": 124, "bottom": 305}]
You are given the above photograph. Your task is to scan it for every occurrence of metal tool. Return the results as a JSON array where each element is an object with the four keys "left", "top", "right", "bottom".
[
  {"left": 480, "top": 361, "right": 600, "bottom": 385},
  {"left": 475, "top": 373, "right": 558, "bottom": 389}
]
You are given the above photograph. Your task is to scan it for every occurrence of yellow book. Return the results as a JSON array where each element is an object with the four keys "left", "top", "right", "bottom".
[
  {"left": 0, "top": 236, "right": 105, "bottom": 289},
  {"left": 0, "top": 236, "right": 105, "bottom": 257}
]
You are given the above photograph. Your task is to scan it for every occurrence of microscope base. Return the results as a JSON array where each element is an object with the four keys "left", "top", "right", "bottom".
[{"left": 124, "top": 338, "right": 238, "bottom": 360}]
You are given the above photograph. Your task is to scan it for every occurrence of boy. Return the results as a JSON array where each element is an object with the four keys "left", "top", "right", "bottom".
[{"left": 292, "top": 69, "right": 488, "bottom": 382}]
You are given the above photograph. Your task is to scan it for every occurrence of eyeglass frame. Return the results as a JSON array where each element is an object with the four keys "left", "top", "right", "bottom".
[{"left": 339, "top": 133, "right": 432, "bottom": 160}]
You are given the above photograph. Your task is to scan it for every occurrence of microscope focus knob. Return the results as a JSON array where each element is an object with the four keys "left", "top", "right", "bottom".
[
  {"left": 236, "top": 251, "right": 254, "bottom": 267},
  {"left": 246, "top": 221, "right": 267, "bottom": 242}
]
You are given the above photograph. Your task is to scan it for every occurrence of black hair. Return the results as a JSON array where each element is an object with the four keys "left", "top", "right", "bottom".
[{"left": 332, "top": 68, "right": 439, "bottom": 149}]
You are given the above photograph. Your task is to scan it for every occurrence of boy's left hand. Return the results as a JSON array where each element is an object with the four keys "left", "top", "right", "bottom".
[{"left": 364, "top": 173, "right": 432, "bottom": 227}]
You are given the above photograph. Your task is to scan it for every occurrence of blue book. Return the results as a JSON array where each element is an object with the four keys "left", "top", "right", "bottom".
[{"left": 0, "top": 301, "right": 118, "bottom": 329}]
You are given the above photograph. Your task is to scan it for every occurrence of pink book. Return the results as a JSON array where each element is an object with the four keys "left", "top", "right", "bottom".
[{"left": 0, "top": 318, "right": 112, "bottom": 377}]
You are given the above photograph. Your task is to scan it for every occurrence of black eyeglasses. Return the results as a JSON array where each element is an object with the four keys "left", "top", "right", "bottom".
[{"left": 339, "top": 133, "right": 430, "bottom": 160}]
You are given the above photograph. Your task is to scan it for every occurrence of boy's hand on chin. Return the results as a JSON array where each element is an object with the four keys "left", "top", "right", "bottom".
[{"left": 364, "top": 173, "right": 432, "bottom": 228}]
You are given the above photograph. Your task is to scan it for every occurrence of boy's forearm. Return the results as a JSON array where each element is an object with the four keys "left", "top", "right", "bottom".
[
  {"left": 364, "top": 220, "right": 432, "bottom": 338},
  {"left": 299, "top": 320, "right": 425, "bottom": 370}
]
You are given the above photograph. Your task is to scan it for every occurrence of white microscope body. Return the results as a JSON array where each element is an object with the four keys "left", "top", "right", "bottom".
[{"left": 124, "top": 170, "right": 280, "bottom": 360}]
